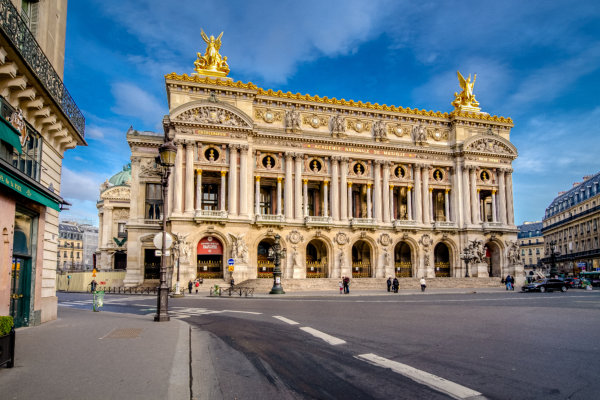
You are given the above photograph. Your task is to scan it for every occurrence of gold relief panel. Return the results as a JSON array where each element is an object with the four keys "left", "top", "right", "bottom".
[
  {"left": 387, "top": 124, "right": 411, "bottom": 138},
  {"left": 255, "top": 108, "right": 283, "bottom": 124},
  {"left": 393, "top": 164, "right": 408, "bottom": 180},
  {"left": 350, "top": 161, "right": 368, "bottom": 177},
  {"left": 479, "top": 169, "right": 492, "bottom": 183},
  {"left": 303, "top": 113, "right": 328, "bottom": 129},
  {"left": 306, "top": 157, "right": 328, "bottom": 174},
  {"left": 259, "top": 153, "right": 281, "bottom": 170},
  {"left": 432, "top": 168, "right": 446, "bottom": 182},
  {"left": 347, "top": 119, "right": 372, "bottom": 134},
  {"left": 428, "top": 128, "right": 449, "bottom": 141}
]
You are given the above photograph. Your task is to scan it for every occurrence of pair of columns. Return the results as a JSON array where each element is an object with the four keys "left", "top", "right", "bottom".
[{"left": 460, "top": 165, "right": 513, "bottom": 225}]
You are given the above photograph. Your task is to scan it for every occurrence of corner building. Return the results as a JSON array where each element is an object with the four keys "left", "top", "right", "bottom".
[{"left": 120, "top": 60, "right": 522, "bottom": 287}]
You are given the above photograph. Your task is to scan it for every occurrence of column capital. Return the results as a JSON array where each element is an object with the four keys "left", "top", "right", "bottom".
[
  {"left": 348, "top": 181, "right": 353, "bottom": 187},
  {"left": 445, "top": 188, "right": 450, "bottom": 193},
  {"left": 295, "top": 153, "right": 305, "bottom": 159},
  {"left": 331, "top": 156, "right": 341, "bottom": 162},
  {"left": 367, "top": 183, "right": 372, "bottom": 189},
  {"left": 277, "top": 176, "right": 283, "bottom": 183},
  {"left": 477, "top": 188, "right": 481, "bottom": 193},
  {"left": 255, "top": 175, "right": 261, "bottom": 182},
  {"left": 239, "top": 144, "right": 249, "bottom": 152},
  {"left": 285, "top": 151, "right": 295, "bottom": 159},
  {"left": 185, "top": 139, "right": 195, "bottom": 146},
  {"left": 302, "top": 178, "right": 309, "bottom": 184},
  {"left": 341, "top": 157, "right": 350, "bottom": 163},
  {"left": 407, "top": 185, "right": 413, "bottom": 191},
  {"left": 174, "top": 140, "right": 185, "bottom": 148},
  {"left": 196, "top": 168, "right": 202, "bottom": 175},
  {"left": 383, "top": 160, "right": 391, "bottom": 168},
  {"left": 323, "top": 180, "right": 329, "bottom": 185},
  {"left": 429, "top": 187, "right": 433, "bottom": 192},
  {"left": 374, "top": 159, "right": 383, "bottom": 165},
  {"left": 492, "top": 189, "right": 497, "bottom": 194},
  {"left": 389, "top": 184, "right": 394, "bottom": 189},
  {"left": 228, "top": 143, "right": 239, "bottom": 150},
  {"left": 221, "top": 170, "right": 227, "bottom": 176}
]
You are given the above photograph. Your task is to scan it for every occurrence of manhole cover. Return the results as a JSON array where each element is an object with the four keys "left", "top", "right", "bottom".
[{"left": 102, "top": 328, "right": 142, "bottom": 339}]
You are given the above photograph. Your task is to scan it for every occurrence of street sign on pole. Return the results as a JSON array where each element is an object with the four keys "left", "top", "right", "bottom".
[
  {"left": 155, "top": 250, "right": 162, "bottom": 257},
  {"left": 153, "top": 232, "right": 174, "bottom": 250},
  {"left": 228, "top": 258, "right": 235, "bottom": 266},
  {"left": 228, "top": 266, "right": 234, "bottom": 272}
]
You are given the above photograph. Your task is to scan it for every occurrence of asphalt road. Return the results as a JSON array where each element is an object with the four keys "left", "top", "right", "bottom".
[{"left": 59, "top": 290, "right": 600, "bottom": 399}]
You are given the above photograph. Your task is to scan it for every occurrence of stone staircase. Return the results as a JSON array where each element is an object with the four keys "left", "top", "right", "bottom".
[{"left": 235, "top": 277, "right": 503, "bottom": 293}]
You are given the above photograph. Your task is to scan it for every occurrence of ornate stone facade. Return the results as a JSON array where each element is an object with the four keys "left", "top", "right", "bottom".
[{"left": 101, "top": 58, "right": 523, "bottom": 287}]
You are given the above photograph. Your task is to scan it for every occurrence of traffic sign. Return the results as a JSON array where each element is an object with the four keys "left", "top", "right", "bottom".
[
  {"left": 153, "top": 232, "right": 174, "bottom": 250},
  {"left": 155, "top": 250, "right": 162, "bottom": 257},
  {"left": 228, "top": 266, "right": 234, "bottom": 272},
  {"left": 92, "top": 268, "right": 97, "bottom": 277},
  {"left": 228, "top": 258, "right": 235, "bottom": 266}
]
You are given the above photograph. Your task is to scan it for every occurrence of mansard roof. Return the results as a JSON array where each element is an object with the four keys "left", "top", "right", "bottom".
[{"left": 545, "top": 171, "right": 600, "bottom": 217}]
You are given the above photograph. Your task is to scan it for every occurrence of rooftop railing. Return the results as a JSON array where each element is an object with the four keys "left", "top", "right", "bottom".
[{"left": 0, "top": 0, "right": 85, "bottom": 137}]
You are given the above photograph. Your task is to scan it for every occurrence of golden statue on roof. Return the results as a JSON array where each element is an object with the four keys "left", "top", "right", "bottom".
[
  {"left": 193, "top": 29, "right": 230, "bottom": 77},
  {"left": 452, "top": 71, "right": 480, "bottom": 112}
]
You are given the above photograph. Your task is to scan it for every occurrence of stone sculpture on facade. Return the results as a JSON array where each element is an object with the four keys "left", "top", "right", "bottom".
[
  {"left": 230, "top": 233, "right": 249, "bottom": 264},
  {"left": 194, "top": 30, "right": 230, "bottom": 77},
  {"left": 331, "top": 114, "right": 346, "bottom": 137},
  {"left": 285, "top": 107, "right": 301, "bottom": 133},
  {"left": 412, "top": 124, "right": 428, "bottom": 146},
  {"left": 452, "top": 71, "right": 480, "bottom": 112},
  {"left": 373, "top": 120, "right": 387, "bottom": 142}
]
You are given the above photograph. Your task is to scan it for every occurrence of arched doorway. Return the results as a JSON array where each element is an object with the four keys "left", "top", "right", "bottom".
[
  {"left": 114, "top": 251, "right": 127, "bottom": 270},
  {"left": 306, "top": 239, "right": 328, "bottom": 278},
  {"left": 485, "top": 241, "right": 502, "bottom": 277},
  {"left": 434, "top": 243, "right": 451, "bottom": 277},
  {"left": 196, "top": 236, "right": 224, "bottom": 279},
  {"left": 257, "top": 238, "right": 275, "bottom": 278},
  {"left": 351, "top": 240, "right": 372, "bottom": 278},
  {"left": 394, "top": 241, "right": 412, "bottom": 277}
]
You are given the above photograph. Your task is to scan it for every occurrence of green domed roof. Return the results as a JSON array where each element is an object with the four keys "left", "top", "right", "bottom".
[{"left": 108, "top": 163, "right": 131, "bottom": 186}]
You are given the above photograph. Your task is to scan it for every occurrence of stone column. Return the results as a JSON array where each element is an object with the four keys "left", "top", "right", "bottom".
[
  {"left": 506, "top": 169, "right": 514, "bottom": 224},
  {"left": 445, "top": 189, "right": 450, "bottom": 222},
  {"left": 373, "top": 161, "right": 382, "bottom": 222},
  {"left": 276, "top": 177, "right": 283, "bottom": 216},
  {"left": 173, "top": 141, "right": 184, "bottom": 214},
  {"left": 195, "top": 169, "right": 202, "bottom": 211},
  {"left": 462, "top": 165, "right": 471, "bottom": 225},
  {"left": 98, "top": 212, "right": 104, "bottom": 246},
  {"left": 239, "top": 145, "right": 249, "bottom": 217},
  {"left": 422, "top": 166, "right": 430, "bottom": 224},
  {"left": 228, "top": 145, "right": 238, "bottom": 216},
  {"left": 491, "top": 189, "right": 497, "bottom": 222},
  {"left": 429, "top": 188, "right": 434, "bottom": 222},
  {"left": 407, "top": 186, "right": 413, "bottom": 220},
  {"left": 323, "top": 180, "right": 329, "bottom": 217},
  {"left": 347, "top": 181, "right": 353, "bottom": 219},
  {"left": 220, "top": 171, "right": 227, "bottom": 211},
  {"left": 168, "top": 169, "right": 174, "bottom": 217},
  {"left": 469, "top": 167, "right": 478, "bottom": 223},
  {"left": 498, "top": 169, "right": 507, "bottom": 224},
  {"left": 103, "top": 206, "right": 113, "bottom": 247},
  {"left": 382, "top": 162, "right": 390, "bottom": 223},
  {"left": 284, "top": 153, "right": 294, "bottom": 220},
  {"left": 331, "top": 158, "right": 339, "bottom": 221},
  {"left": 367, "top": 183, "right": 372, "bottom": 219},
  {"left": 413, "top": 165, "right": 422, "bottom": 223},
  {"left": 184, "top": 142, "right": 194, "bottom": 214},
  {"left": 389, "top": 185, "right": 394, "bottom": 221},
  {"left": 303, "top": 178, "right": 309, "bottom": 217},
  {"left": 451, "top": 166, "right": 460, "bottom": 225},
  {"left": 294, "top": 155, "right": 303, "bottom": 219},
  {"left": 476, "top": 189, "right": 482, "bottom": 223},
  {"left": 255, "top": 176, "right": 261, "bottom": 216},
  {"left": 340, "top": 158, "right": 348, "bottom": 222}
]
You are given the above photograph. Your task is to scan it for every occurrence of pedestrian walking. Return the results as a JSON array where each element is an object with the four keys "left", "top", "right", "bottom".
[
  {"left": 420, "top": 277, "right": 426, "bottom": 292},
  {"left": 90, "top": 279, "right": 97, "bottom": 293},
  {"left": 343, "top": 276, "right": 350, "bottom": 294},
  {"left": 230, "top": 277, "right": 235, "bottom": 288},
  {"left": 188, "top": 280, "right": 193, "bottom": 294},
  {"left": 505, "top": 274, "right": 512, "bottom": 291},
  {"left": 195, "top": 279, "right": 200, "bottom": 294},
  {"left": 387, "top": 277, "right": 392, "bottom": 292},
  {"left": 393, "top": 277, "right": 399, "bottom": 293},
  {"left": 339, "top": 280, "right": 343, "bottom": 294}
]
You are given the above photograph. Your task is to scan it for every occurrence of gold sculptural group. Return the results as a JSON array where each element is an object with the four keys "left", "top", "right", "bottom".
[
  {"left": 194, "top": 29, "right": 230, "bottom": 77},
  {"left": 452, "top": 71, "right": 480, "bottom": 112}
]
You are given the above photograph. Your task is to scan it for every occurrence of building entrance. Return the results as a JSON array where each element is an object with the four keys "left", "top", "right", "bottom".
[
  {"left": 11, "top": 209, "right": 35, "bottom": 328},
  {"left": 257, "top": 239, "right": 275, "bottom": 278},
  {"left": 196, "top": 236, "right": 223, "bottom": 279},
  {"left": 351, "top": 240, "right": 372, "bottom": 278},
  {"left": 306, "top": 239, "right": 328, "bottom": 278},
  {"left": 394, "top": 241, "right": 412, "bottom": 277},
  {"left": 434, "top": 243, "right": 451, "bottom": 277}
]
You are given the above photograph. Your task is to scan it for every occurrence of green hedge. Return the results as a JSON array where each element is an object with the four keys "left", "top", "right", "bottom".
[{"left": 0, "top": 316, "right": 14, "bottom": 336}]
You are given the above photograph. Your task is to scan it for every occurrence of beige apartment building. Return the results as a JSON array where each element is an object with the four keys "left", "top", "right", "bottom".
[
  {"left": 0, "top": 0, "right": 85, "bottom": 327},
  {"left": 517, "top": 221, "right": 545, "bottom": 276},
  {"left": 98, "top": 35, "right": 523, "bottom": 288},
  {"left": 542, "top": 173, "right": 600, "bottom": 275}
]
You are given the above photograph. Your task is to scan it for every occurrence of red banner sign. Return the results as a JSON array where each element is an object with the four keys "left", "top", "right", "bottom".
[{"left": 197, "top": 236, "right": 223, "bottom": 255}]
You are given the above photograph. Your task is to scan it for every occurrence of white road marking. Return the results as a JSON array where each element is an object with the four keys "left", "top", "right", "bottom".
[
  {"left": 222, "top": 310, "right": 262, "bottom": 315},
  {"left": 356, "top": 353, "right": 485, "bottom": 400},
  {"left": 300, "top": 327, "right": 346, "bottom": 345},
  {"left": 273, "top": 315, "right": 300, "bottom": 325}
]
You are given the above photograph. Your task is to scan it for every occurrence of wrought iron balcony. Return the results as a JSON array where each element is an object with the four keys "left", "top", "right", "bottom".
[{"left": 0, "top": 0, "right": 85, "bottom": 137}]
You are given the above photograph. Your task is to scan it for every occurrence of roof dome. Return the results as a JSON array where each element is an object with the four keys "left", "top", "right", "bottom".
[{"left": 108, "top": 163, "right": 131, "bottom": 186}]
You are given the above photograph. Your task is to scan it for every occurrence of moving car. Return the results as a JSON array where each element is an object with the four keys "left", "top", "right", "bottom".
[{"left": 521, "top": 278, "right": 568, "bottom": 293}]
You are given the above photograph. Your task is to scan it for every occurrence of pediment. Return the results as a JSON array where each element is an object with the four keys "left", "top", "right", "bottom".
[
  {"left": 462, "top": 133, "right": 517, "bottom": 157},
  {"left": 101, "top": 185, "right": 131, "bottom": 200},
  {"left": 170, "top": 100, "right": 253, "bottom": 130}
]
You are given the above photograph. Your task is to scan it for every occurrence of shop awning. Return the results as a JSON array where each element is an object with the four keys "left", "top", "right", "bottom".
[
  {"left": 197, "top": 236, "right": 223, "bottom": 255},
  {"left": 0, "top": 115, "right": 22, "bottom": 154},
  {"left": 0, "top": 168, "right": 60, "bottom": 211}
]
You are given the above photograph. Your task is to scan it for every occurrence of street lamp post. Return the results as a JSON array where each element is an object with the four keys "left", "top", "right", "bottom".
[
  {"left": 460, "top": 243, "right": 476, "bottom": 278},
  {"left": 268, "top": 234, "right": 286, "bottom": 294},
  {"left": 154, "top": 134, "right": 177, "bottom": 322},
  {"left": 547, "top": 240, "right": 560, "bottom": 278}
]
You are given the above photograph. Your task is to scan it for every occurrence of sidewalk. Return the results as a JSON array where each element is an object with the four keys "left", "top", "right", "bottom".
[{"left": 0, "top": 307, "right": 191, "bottom": 400}]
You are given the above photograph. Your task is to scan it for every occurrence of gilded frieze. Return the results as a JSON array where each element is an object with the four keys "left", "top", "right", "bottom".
[
  {"left": 347, "top": 119, "right": 371, "bottom": 134},
  {"left": 255, "top": 108, "right": 283, "bottom": 124},
  {"left": 303, "top": 113, "right": 328, "bottom": 129}
]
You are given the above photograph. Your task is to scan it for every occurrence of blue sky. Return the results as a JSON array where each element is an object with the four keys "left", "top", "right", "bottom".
[{"left": 59, "top": 0, "right": 600, "bottom": 226}]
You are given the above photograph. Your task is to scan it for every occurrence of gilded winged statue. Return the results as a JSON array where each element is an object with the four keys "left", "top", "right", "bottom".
[
  {"left": 452, "top": 71, "right": 480, "bottom": 111},
  {"left": 194, "top": 29, "right": 230, "bottom": 77}
]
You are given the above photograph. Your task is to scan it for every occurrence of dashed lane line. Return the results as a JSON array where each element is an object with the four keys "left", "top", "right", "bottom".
[
  {"left": 356, "top": 353, "right": 485, "bottom": 400},
  {"left": 300, "top": 326, "right": 346, "bottom": 345},
  {"left": 273, "top": 315, "right": 300, "bottom": 325}
]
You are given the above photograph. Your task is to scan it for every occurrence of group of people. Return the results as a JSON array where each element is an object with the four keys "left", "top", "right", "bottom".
[
  {"left": 339, "top": 276, "right": 351, "bottom": 294},
  {"left": 502, "top": 275, "right": 515, "bottom": 290},
  {"left": 187, "top": 278, "right": 204, "bottom": 294},
  {"left": 386, "top": 277, "right": 428, "bottom": 293}
]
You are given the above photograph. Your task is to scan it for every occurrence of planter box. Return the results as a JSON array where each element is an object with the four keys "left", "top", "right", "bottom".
[{"left": 0, "top": 328, "right": 15, "bottom": 368}]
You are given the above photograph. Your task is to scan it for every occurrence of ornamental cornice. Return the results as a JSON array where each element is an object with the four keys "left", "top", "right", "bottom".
[{"left": 165, "top": 73, "right": 512, "bottom": 124}]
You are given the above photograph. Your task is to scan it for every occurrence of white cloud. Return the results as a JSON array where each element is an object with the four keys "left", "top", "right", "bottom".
[
  {"left": 60, "top": 167, "right": 106, "bottom": 203},
  {"left": 110, "top": 82, "right": 166, "bottom": 127}
]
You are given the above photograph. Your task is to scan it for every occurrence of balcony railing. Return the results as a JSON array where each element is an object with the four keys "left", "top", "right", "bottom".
[
  {"left": 195, "top": 209, "right": 228, "bottom": 219},
  {"left": 482, "top": 222, "right": 503, "bottom": 230},
  {"left": 255, "top": 214, "right": 284, "bottom": 224},
  {"left": 350, "top": 218, "right": 375, "bottom": 229},
  {"left": 393, "top": 219, "right": 416, "bottom": 229},
  {"left": 434, "top": 221, "right": 457, "bottom": 230},
  {"left": 0, "top": 0, "right": 85, "bottom": 136},
  {"left": 305, "top": 215, "right": 332, "bottom": 226}
]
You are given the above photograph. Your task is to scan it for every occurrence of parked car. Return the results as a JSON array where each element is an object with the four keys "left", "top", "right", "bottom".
[
  {"left": 564, "top": 278, "right": 582, "bottom": 288},
  {"left": 521, "top": 278, "right": 568, "bottom": 293}
]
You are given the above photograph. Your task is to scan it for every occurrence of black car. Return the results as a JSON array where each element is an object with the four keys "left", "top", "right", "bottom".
[
  {"left": 564, "top": 278, "right": 582, "bottom": 288},
  {"left": 521, "top": 278, "right": 568, "bottom": 293}
]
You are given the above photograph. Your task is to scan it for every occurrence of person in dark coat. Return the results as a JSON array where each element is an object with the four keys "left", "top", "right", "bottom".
[
  {"left": 343, "top": 276, "right": 350, "bottom": 294},
  {"left": 393, "top": 277, "right": 399, "bottom": 293},
  {"left": 387, "top": 277, "right": 392, "bottom": 292},
  {"left": 188, "top": 280, "right": 193, "bottom": 294},
  {"left": 90, "top": 279, "right": 97, "bottom": 293}
]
